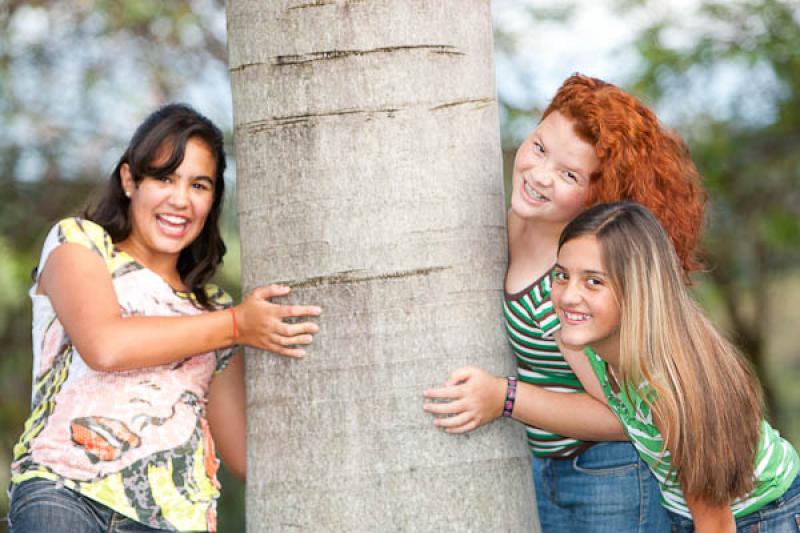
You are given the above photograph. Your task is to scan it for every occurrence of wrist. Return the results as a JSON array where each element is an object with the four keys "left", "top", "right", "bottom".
[
  {"left": 228, "top": 306, "right": 240, "bottom": 345},
  {"left": 501, "top": 376, "right": 518, "bottom": 419}
]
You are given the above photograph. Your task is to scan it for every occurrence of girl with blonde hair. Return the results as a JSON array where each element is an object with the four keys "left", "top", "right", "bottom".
[{"left": 551, "top": 201, "right": 799, "bottom": 531}]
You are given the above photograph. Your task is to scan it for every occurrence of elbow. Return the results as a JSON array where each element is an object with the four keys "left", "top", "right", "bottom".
[
  {"left": 78, "top": 341, "right": 127, "bottom": 372},
  {"left": 610, "top": 428, "right": 629, "bottom": 442},
  {"left": 216, "top": 443, "right": 246, "bottom": 481},
  {"left": 225, "top": 460, "right": 246, "bottom": 482},
  {"left": 220, "top": 446, "right": 247, "bottom": 481}
]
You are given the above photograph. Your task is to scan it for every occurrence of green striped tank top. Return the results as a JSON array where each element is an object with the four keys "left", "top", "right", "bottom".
[
  {"left": 504, "top": 269, "right": 593, "bottom": 458},
  {"left": 585, "top": 347, "right": 800, "bottom": 518}
]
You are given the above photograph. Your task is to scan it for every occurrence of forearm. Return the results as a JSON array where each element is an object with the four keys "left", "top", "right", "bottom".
[
  {"left": 424, "top": 366, "right": 628, "bottom": 438},
  {"left": 43, "top": 244, "right": 320, "bottom": 373},
  {"left": 511, "top": 381, "right": 627, "bottom": 441},
  {"left": 85, "top": 310, "right": 235, "bottom": 371}
]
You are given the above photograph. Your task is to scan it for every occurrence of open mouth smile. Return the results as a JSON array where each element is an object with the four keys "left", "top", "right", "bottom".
[
  {"left": 156, "top": 214, "right": 191, "bottom": 236},
  {"left": 523, "top": 179, "right": 549, "bottom": 202},
  {"left": 563, "top": 310, "right": 590, "bottom": 322}
]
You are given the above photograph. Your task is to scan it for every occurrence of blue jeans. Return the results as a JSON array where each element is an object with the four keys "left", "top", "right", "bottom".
[
  {"left": 668, "top": 474, "right": 800, "bottom": 532},
  {"left": 533, "top": 441, "right": 671, "bottom": 533},
  {"left": 8, "top": 478, "right": 176, "bottom": 533}
]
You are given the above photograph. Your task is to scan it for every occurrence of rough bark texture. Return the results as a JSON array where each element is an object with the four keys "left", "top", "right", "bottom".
[{"left": 227, "top": 1, "right": 538, "bottom": 530}]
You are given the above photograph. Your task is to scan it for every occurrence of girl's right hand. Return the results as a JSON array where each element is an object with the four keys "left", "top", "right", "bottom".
[
  {"left": 234, "top": 285, "right": 321, "bottom": 357},
  {"left": 422, "top": 366, "right": 507, "bottom": 434}
]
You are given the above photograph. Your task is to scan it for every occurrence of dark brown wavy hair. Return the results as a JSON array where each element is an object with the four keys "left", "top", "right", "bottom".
[
  {"left": 85, "top": 103, "right": 227, "bottom": 309},
  {"left": 544, "top": 74, "right": 707, "bottom": 274}
]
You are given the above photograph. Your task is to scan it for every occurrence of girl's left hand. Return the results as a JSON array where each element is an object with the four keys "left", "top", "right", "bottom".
[{"left": 422, "top": 366, "right": 507, "bottom": 434}]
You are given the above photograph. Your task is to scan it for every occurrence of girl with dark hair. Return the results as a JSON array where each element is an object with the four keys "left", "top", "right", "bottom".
[
  {"left": 423, "top": 74, "right": 706, "bottom": 531},
  {"left": 551, "top": 201, "right": 799, "bottom": 531},
  {"left": 8, "top": 104, "right": 320, "bottom": 532}
]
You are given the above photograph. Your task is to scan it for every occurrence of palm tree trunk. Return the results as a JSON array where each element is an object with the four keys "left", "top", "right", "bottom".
[{"left": 228, "top": 1, "right": 538, "bottom": 530}]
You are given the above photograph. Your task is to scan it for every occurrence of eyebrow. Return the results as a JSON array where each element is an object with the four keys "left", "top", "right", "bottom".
[
  {"left": 534, "top": 132, "right": 592, "bottom": 177},
  {"left": 173, "top": 171, "right": 215, "bottom": 184},
  {"left": 560, "top": 158, "right": 593, "bottom": 178},
  {"left": 554, "top": 263, "right": 607, "bottom": 276}
]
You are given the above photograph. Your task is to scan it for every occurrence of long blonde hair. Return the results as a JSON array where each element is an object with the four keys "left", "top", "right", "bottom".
[{"left": 558, "top": 201, "right": 763, "bottom": 504}]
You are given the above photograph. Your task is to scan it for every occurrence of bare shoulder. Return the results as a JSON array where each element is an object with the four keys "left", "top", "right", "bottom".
[
  {"left": 40, "top": 242, "right": 111, "bottom": 294},
  {"left": 39, "top": 244, "right": 118, "bottom": 324}
]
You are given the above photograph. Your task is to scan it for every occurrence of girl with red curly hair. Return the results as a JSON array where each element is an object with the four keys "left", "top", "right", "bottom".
[{"left": 424, "top": 74, "right": 706, "bottom": 532}]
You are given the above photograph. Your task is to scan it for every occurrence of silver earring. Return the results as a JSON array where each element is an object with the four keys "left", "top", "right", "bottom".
[{"left": 125, "top": 191, "right": 131, "bottom": 198}]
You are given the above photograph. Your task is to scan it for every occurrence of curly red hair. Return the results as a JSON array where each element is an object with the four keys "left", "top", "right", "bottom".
[{"left": 543, "top": 74, "right": 707, "bottom": 273}]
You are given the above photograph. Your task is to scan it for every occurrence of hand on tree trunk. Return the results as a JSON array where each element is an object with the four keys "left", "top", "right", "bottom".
[
  {"left": 234, "top": 284, "right": 321, "bottom": 357},
  {"left": 423, "top": 366, "right": 507, "bottom": 434}
]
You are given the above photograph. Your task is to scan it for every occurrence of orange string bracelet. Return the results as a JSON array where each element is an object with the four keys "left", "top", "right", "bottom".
[{"left": 229, "top": 306, "right": 238, "bottom": 342}]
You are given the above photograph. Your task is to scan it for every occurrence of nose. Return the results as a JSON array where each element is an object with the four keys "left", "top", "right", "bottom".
[
  {"left": 168, "top": 182, "right": 189, "bottom": 208},
  {"left": 555, "top": 278, "right": 582, "bottom": 308},
  {"left": 532, "top": 164, "right": 555, "bottom": 187}
]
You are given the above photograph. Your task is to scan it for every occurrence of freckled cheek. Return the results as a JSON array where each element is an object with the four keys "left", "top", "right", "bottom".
[
  {"left": 560, "top": 189, "right": 590, "bottom": 212},
  {"left": 512, "top": 146, "right": 535, "bottom": 173},
  {"left": 511, "top": 163, "right": 523, "bottom": 186}
]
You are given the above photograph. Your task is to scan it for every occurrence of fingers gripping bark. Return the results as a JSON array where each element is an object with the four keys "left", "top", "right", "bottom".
[
  {"left": 422, "top": 366, "right": 507, "bottom": 434},
  {"left": 234, "top": 285, "right": 321, "bottom": 357}
]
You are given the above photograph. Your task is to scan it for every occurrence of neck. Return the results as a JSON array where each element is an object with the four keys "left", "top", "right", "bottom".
[
  {"left": 521, "top": 218, "right": 567, "bottom": 244},
  {"left": 506, "top": 214, "right": 566, "bottom": 292},
  {"left": 510, "top": 212, "right": 568, "bottom": 259},
  {"left": 116, "top": 239, "right": 184, "bottom": 290},
  {"left": 590, "top": 339, "right": 621, "bottom": 371}
]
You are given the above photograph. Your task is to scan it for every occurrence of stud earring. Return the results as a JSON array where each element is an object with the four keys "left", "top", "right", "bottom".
[{"left": 125, "top": 191, "right": 131, "bottom": 198}]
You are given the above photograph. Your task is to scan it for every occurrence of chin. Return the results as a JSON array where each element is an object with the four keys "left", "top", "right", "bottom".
[
  {"left": 154, "top": 238, "right": 191, "bottom": 255},
  {"left": 509, "top": 195, "right": 536, "bottom": 219},
  {"left": 558, "top": 330, "right": 594, "bottom": 351},
  {"left": 561, "top": 338, "right": 590, "bottom": 351}
]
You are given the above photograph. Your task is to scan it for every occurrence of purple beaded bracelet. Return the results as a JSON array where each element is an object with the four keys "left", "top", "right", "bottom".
[{"left": 502, "top": 377, "right": 517, "bottom": 418}]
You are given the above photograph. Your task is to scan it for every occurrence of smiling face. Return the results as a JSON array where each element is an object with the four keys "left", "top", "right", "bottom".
[
  {"left": 510, "top": 110, "right": 599, "bottom": 228},
  {"left": 120, "top": 137, "right": 217, "bottom": 272},
  {"left": 551, "top": 234, "right": 621, "bottom": 365}
]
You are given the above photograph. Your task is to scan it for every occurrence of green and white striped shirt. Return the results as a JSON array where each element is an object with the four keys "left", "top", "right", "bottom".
[
  {"left": 504, "top": 270, "right": 592, "bottom": 458},
  {"left": 585, "top": 347, "right": 800, "bottom": 519}
]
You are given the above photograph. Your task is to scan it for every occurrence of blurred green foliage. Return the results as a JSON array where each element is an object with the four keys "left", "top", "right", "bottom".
[
  {"left": 0, "top": 1, "right": 244, "bottom": 530},
  {"left": 625, "top": 0, "right": 800, "bottom": 430},
  {"left": 497, "top": 0, "right": 800, "bottom": 437},
  {"left": 1, "top": 1, "right": 799, "bottom": 531}
]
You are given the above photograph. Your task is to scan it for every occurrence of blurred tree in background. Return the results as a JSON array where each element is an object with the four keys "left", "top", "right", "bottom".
[
  {"left": 494, "top": 0, "right": 800, "bottom": 438},
  {"left": 1, "top": 0, "right": 798, "bottom": 531},
  {"left": 625, "top": 0, "right": 800, "bottom": 434}
]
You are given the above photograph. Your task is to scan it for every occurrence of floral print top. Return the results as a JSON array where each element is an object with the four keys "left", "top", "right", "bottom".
[{"left": 11, "top": 217, "right": 235, "bottom": 532}]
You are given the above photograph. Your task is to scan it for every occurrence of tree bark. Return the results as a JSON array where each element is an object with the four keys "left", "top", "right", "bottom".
[{"left": 228, "top": 1, "right": 538, "bottom": 530}]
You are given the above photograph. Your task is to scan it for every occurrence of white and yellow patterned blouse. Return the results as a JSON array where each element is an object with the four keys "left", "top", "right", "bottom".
[{"left": 11, "top": 217, "right": 235, "bottom": 532}]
